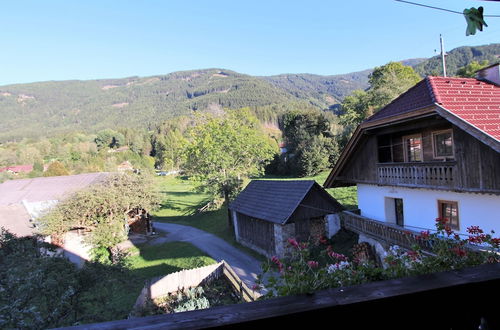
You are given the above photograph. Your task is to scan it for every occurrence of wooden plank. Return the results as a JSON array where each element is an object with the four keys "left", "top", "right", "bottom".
[{"left": 66, "top": 263, "right": 500, "bottom": 330}]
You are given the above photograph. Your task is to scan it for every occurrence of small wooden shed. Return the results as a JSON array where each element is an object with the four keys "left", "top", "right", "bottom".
[{"left": 228, "top": 180, "right": 344, "bottom": 258}]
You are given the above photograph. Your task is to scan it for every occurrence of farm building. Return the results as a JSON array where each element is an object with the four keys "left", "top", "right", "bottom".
[
  {"left": 229, "top": 180, "right": 344, "bottom": 258},
  {"left": 0, "top": 172, "right": 154, "bottom": 265}
]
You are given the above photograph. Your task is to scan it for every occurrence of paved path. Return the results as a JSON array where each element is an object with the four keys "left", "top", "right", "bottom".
[{"left": 152, "top": 222, "right": 262, "bottom": 289}]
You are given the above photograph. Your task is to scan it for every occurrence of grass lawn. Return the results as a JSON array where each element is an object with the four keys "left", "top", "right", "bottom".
[
  {"left": 78, "top": 241, "right": 215, "bottom": 325},
  {"left": 152, "top": 172, "right": 358, "bottom": 261},
  {"left": 127, "top": 241, "right": 216, "bottom": 279}
]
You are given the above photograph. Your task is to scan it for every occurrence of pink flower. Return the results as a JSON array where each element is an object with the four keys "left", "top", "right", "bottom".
[
  {"left": 287, "top": 238, "right": 299, "bottom": 249},
  {"left": 328, "top": 251, "right": 348, "bottom": 261},
  {"left": 271, "top": 256, "right": 280, "bottom": 265},
  {"left": 307, "top": 261, "right": 319, "bottom": 268}
]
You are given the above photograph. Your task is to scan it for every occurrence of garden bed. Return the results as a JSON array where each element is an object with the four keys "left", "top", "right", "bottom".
[{"left": 139, "top": 276, "right": 243, "bottom": 316}]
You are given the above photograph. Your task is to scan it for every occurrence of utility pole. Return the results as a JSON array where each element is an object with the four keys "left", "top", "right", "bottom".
[{"left": 440, "top": 34, "right": 447, "bottom": 77}]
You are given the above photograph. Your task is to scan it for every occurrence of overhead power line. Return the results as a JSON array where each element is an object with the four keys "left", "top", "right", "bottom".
[{"left": 395, "top": 0, "right": 500, "bottom": 17}]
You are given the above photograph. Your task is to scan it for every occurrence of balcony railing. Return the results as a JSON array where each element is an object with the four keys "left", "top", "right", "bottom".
[
  {"left": 377, "top": 162, "right": 456, "bottom": 188},
  {"left": 341, "top": 211, "right": 433, "bottom": 252}
]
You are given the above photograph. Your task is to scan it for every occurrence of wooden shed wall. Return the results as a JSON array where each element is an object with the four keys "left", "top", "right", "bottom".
[
  {"left": 236, "top": 213, "right": 276, "bottom": 256},
  {"left": 453, "top": 126, "right": 500, "bottom": 191}
]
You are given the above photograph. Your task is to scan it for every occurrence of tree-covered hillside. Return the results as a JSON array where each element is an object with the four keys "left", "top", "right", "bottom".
[
  {"left": 413, "top": 43, "right": 500, "bottom": 76},
  {"left": 2, "top": 43, "right": 499, "bottom": 142},
  {"left": 261, "top": 70, "right": 371, "bottom": 109},
  {"left": 0, "top": 69, "right": 307, "bottom": 142}
]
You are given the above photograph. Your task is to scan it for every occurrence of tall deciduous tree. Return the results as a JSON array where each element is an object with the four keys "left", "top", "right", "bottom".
[
  {"left": 43, "top": 161, "right": 70, "bottom": 177},
  {"left": 338, "top": 62, "right": 421, "bottom": 148},
  {"left": 279, "top": 109, "right": 338, "bottom": 177},
  {"left": 456, "top": 60, "right": 489, "bottom": 78},
  {"left": 184, "top": 110, "right": 277, "bottom": 207}
]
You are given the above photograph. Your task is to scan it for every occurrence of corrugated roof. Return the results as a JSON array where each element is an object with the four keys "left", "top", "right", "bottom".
[
  {"left": 229, "top": 180, "right": 342, "bottom": 224},
  {"left": 0, "top": 172, "right": 110, "bottom": 206}
]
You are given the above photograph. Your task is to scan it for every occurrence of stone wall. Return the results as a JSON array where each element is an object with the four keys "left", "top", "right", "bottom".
[
  {"left": 325, "top": 213, "right": 341, "bottom": 238},
  {"left": 274, "top": 222, "right": 295, "bottom": 258}
]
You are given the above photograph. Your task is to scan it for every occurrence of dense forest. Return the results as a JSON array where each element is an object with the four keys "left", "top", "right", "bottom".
[{"left": 1, "top": 43, "right": 498, "bottom": 143}]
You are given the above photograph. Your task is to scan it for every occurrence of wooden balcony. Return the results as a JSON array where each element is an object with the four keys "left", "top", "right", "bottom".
[
  {"left": 377, "top": 161, "right": 456, "bottom": 189},
  {"left": 341, "top": 211, "right": 433, "bottom": 252}
]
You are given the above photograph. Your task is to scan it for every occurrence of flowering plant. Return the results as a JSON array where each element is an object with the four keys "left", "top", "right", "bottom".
[{"left": 257, "top": 220, "right": 500, "bottom": 298}]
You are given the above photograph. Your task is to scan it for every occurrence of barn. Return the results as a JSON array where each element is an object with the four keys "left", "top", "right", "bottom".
[{"left": 228, "top": 180, "right": 344, "bottom": 258}]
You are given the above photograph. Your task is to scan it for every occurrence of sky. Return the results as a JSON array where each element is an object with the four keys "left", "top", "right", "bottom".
[{"left": 0, "top": 0, "right": 499, "bottom": 86}]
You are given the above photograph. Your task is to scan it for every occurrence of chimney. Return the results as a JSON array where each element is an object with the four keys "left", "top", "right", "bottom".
[{"left": 476, "top": 63, "right": 500, "bottom": 86}]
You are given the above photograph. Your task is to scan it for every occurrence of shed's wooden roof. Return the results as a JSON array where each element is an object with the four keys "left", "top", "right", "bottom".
[{"left": 229, "top": 180, "right": 343, "bottom": 224}]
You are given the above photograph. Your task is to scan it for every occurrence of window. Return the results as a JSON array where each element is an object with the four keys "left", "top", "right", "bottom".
[
  {"left": 438, "top": 200, "right": 459, "bottom": 230},
  {"left": 403, "top": 134, "right": 422, "bottom": 162},
  {"left": 433, "top": 130, "right": 454, "bottom": 159},
  {"left": 377, "top": 135, "right": 393, "bottom": 163}
]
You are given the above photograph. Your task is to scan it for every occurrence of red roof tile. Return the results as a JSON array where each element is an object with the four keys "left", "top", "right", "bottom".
[
  {"left": 0, "top": 164, "right": 33, "bottom": 173},
  {"left": 428, "top": 76, "right": 500, "bottom": 141},
  {"left": 366, "top": 76, "right": 500, "bottom": 142}
]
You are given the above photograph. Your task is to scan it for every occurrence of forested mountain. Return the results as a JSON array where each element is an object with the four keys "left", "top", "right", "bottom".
[
  {"left": 261, "top": 70, "right": 371, "bottom": 109},
  {"left": 1, "top": 43, "right": 499, "bottom": 142},
  {"left": 0, "top": 69, "right": 307, "bottom": 141},
  {"left": 413, "top": 43, "right": 500, "bottom": 76}
]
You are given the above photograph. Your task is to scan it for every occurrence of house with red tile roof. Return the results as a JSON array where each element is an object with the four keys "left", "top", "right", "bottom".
[
  {"left": 0, "top": 164, "right": 33, "bottom": 174},
  {"left": 324, "top": 64, "right": 500, "bottom": 240}
]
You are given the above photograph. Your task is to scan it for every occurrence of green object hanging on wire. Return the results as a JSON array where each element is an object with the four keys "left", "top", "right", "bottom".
[{"left": 463, "top": 6, "right": 488, "bottom": 36}]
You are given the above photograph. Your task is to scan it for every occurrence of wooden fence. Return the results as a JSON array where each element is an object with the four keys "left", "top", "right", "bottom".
[{"left": 133, "top": 261, "right": 260, "bottom": 312}]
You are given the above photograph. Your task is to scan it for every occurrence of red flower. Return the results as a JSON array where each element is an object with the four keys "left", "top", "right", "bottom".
[
  {"left": 490, "top": 238, "right": 500, "bottom": 248},
  {"left": 319, "top": 236, "right": 328, "bottom": 245},
  {"left": 307, "top": 261, "right": 319, "bottom": 268},
  {"left": 407, "top": 250, "right": 420, "bottom": 261},
  {"left": 451, "top": 246, "right": 467, "bottom": 257},
  {"left": 468, "top": 234, "right": 487, "bottom": 244},
  {"left": 467, "top": 226, "right": 484, "bottom": 235},
  {"left": 436, "top": 217, "right": 448, "bottom": 225},
  {"left": 444, "top": 226, "right": 453, "bottom": 236},
  {"left": 417, "top": 230, "right": 430, "bottom": 240}
]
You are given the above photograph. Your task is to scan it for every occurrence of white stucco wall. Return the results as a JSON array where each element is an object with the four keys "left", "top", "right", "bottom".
[{"left": 357, "top": 184, "right": 500, "bottom": 235}]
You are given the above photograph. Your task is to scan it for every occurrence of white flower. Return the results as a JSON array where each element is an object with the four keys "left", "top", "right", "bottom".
[{"left": 327, "top": 261, "right": 350, "bottom": 273}]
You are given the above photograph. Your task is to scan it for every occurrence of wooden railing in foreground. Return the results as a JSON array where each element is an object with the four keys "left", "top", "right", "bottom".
[
  {"left": 341, "top": 211, "right": 434, "bottom": 251},
  {"left": 64, "top": 263, "right": 500, "bottom": 329}
]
